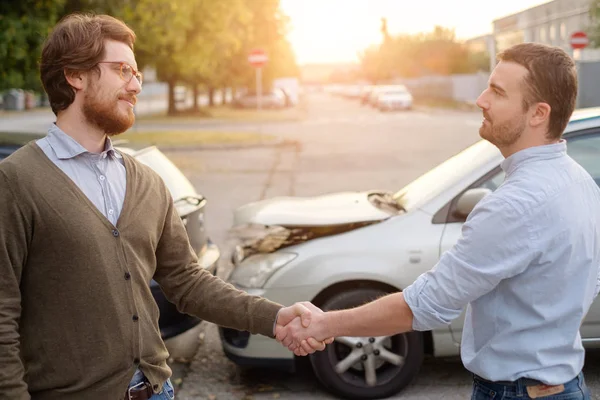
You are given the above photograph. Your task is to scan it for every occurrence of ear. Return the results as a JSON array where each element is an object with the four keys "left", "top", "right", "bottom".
[
  {"left": 64, "top": 68, "right": 86, "bottom": 91},
  {"left": 530, "top": 102, "right": 551, "bottom": 128}
]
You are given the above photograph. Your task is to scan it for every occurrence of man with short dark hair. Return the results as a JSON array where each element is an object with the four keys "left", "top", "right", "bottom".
[
  {"left": 0, "top": 13, "right": 325, "bottom": 400},
  {"left": 281, "top": 43, "right": 600, "bottom": 399}
]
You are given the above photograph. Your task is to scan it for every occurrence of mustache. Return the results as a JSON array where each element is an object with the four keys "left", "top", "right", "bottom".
[
  {"left": 119, "top": 95, "right": 137, "bottom": 105},
  {"left": 483, "top": 112, "right": 491, "bottom": 121}
]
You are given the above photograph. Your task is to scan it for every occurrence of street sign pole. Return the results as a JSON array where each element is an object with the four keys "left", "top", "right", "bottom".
[
  {"left": 248, "top": 49, "right": 268, "bottom": 111},
  {"left": 256, "top": 67, "right": 262, "bottom": 111}
]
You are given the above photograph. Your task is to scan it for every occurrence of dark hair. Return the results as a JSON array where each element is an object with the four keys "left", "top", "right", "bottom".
[
  {"left": 497, "top": 43, "right": 577, "bottom": 140},
  {"left": 40, "top": 13, "right": 136, "bottom": 115}
]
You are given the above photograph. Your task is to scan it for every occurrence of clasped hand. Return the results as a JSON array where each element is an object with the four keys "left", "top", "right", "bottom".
[{"left": 274, "top": 301, "right": 334, "bottom": 356}]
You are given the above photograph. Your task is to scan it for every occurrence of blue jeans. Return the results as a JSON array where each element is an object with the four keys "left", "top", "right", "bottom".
[
  {"left": 471, "top": 372, "right": 590, "bottom": 399},
  {"left": 128, "top": 368, "right": 175, "bottom": 400}
]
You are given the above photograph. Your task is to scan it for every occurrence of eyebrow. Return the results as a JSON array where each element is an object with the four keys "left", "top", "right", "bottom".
[{"left": 489, "top": 82, "right": 507, "bottom": 95}]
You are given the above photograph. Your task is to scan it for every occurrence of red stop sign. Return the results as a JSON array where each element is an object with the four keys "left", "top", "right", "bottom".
[
  {"left": 570, "top": 31, "right": 589, "bottom": 49},
  {"left": 248, "top": 49, "right": 268, "bottom": 68}
]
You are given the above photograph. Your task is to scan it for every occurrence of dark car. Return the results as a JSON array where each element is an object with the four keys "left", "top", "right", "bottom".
[{"left": 0, "top": 132, "right": 220, "bottom": 358}]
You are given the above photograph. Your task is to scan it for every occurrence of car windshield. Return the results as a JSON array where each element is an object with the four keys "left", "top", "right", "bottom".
[
  {"left": 392, "top": 140, "right": 500, "bottom": 210},
  {"left": 131, "top": 147, "right": 199, "bottom": 213}
]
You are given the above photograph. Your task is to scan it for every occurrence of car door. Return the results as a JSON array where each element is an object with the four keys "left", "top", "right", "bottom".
[
  {"left": 564, "top": 132, "right": 600, "bottom": 345},
  {"left": 438, "top": 131, "right": 600, "bottom": 345}
]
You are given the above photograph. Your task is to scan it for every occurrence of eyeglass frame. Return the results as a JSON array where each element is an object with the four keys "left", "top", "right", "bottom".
[{"left": 96, "top": 61, "right": 143, "bottom": 86}]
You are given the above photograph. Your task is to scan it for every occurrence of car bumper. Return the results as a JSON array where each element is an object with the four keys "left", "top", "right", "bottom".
[{"left": 380, "top": 101, "right": 412, "bottom": 110}]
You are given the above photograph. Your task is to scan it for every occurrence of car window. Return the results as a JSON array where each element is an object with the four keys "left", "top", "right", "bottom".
[
  {"left": 394, "top": 140, "right": 501, "bottom": 211},
  {"left": 567, "top": 134, "right": 600, "bottom": 187},
  {"left": 475, "top": 134, "right": 600, "bottom": 191}
]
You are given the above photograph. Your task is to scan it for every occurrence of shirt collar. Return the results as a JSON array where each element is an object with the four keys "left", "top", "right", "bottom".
[
  {"left": 46, "top": 124, "right": 121, "bottom": 160},
  {"left": 500, "top": 140, "right": 567, "bottom": 175}
]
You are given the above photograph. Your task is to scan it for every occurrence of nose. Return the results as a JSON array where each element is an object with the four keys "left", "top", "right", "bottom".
[
  {"left": 127, "top": 76, "right": 142, "bottom": 95},
  {"left": 476, "top": 89, "right": 489, "bottom": 111}
]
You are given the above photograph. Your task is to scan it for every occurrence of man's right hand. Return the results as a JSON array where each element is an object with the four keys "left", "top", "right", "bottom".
[{"left": 275, "top": 302, "right": 334, "bottom": 356}]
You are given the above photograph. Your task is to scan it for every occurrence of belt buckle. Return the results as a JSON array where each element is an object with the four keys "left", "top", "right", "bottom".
[{"left": 127, "top": 381, "right": 146, "bottom": 400}]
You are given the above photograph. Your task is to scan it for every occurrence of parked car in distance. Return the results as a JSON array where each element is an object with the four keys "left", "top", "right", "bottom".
[
  {"left": 0, "top": 131, "right": 220, "bottom": 360},
  {"left": 233, "top": 88, "right": 287, "bottom": 109},
  {"left": 375, "top": 86, "right": 413, "bottom": 111},
  {"left": 220, "top": 107, "right": 600, "bottom": 399}
]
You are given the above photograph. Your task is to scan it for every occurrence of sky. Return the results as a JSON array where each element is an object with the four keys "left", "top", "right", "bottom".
[{"left": 280, "top": 0, "right": 552, "bottom": 64}]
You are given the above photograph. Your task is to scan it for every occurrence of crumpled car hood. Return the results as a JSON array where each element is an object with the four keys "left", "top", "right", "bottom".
[
  {"left": 233, "top": 191, "right": 395, "bottom": 227},
  {"left": 230, "top": 191, "right": 402, "bottom": 259}
]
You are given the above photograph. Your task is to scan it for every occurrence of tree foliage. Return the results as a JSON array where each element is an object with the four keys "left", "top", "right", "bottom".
[
  {"left": 0, "top": 0, "right": 65, "bottom": 91},
  {"left": 2, "top": 0, "right": 298, "bottom": 114},
  {"left": 358, "top": 23, "right": 490, "bottom": 83}
]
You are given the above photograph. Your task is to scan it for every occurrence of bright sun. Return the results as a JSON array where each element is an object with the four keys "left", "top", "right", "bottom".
[{"left": 280, "top": 0, "right": 552, "bottom": 65}]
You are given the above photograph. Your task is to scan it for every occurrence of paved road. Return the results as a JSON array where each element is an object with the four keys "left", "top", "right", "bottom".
[{"left": 163, "top": 93, "right": 600, "bottom": 399}]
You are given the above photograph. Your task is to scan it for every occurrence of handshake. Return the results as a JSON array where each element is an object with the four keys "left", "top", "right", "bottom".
[{"left": 274, "top": 302, "right": 335, "bottom": 356}]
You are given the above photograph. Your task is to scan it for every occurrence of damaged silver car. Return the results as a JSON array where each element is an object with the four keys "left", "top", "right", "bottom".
[{"left": 219, "top": 108, "right": 600, "bottom": 399}]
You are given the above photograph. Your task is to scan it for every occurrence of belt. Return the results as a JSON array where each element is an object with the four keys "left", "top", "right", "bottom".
[
  {"left": 124, "top": 380, "right": 155, "bottom": 400},
  {"left": 474, "top": 374, "right": 545, "bottom": 387}
]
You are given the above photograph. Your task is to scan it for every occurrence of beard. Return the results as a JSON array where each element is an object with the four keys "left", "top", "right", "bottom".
[
  {"left": 479, "top": 113, "right": 526, "bottom": 148},
  {"left": 82, "top": 86, "right": 136, "bottom": 136}
]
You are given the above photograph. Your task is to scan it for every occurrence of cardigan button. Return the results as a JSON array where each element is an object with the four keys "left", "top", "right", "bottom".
[
  {"left": 132, "top": 315, "right": 139, "bottom": 321},
  {"left": 124, "top": 272, "right": 131, "bottom": 280},
  {"left": 112, "top": 229, "right": 119, "bottom": 237}
]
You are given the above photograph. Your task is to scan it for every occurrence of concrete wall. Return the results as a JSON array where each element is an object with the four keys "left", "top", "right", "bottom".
[{"left": 577, "top": 61, "right": 600, "bottom": 108}]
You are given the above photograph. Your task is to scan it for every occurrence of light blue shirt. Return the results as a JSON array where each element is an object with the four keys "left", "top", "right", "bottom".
[
  {"left": 404, "top": 140, "right": 600, "bottom": 384},
  {"left": 36, "top": 125, "right": 126, "bottom": 226}
]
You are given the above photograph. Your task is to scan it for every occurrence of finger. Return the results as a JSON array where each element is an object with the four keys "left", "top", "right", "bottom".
[
  {"left": 288, "top": 341, "right": 299, "bottom": 352},
  {"left": 282, "top": 336, "right": 293, "bottom": 348},
  {"left": 294, "top": 347, "right": 308, "bottom": 356},
  {"left": 325, "top": 337, "right": 335, "bottom": 344},
  {"left": 306, "top": 337, "right": 326, "bottom": 351},
  {"left": 275, "top": 325, "right": 287, "bottom": 342},
  {"left": 293, "top": 303, "right": 312, "bottom": 328},
  {"left": 300, "top": 339, "right": 317, "bottom": 354}
]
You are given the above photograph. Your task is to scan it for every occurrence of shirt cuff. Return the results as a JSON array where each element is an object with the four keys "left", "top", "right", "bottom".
[
  {"left": 273, "top": 308, "right": 281, "bottom": 337},
  {"left": 403, "top": 275, "right": 429, "bottom": 331}
]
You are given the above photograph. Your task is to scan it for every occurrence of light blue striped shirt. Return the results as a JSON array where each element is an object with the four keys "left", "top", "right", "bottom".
[
  {"left": 36, "top": 125, "right": 126, "bottom": 226},
  {"left": 404, "top": 140, "right": 600, "bottom": 384}
]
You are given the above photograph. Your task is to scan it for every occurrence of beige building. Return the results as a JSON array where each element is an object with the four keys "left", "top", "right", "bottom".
[{"left": 492, "top": 0, "right": 596, "bottom": 65}]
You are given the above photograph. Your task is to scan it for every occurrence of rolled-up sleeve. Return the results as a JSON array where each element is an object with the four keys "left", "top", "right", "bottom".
[{"left": 403, "top": 194, "right": 536, "bottom": 331}]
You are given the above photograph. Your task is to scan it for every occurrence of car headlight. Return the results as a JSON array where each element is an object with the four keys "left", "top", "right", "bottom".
[{"left": 229, "top": 252, "right": 297, "bottom": 288}]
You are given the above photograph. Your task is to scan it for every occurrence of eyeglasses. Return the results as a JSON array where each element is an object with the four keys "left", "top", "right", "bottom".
[{"left": 96, "top": 61, "right": 143, "bottom": 86}]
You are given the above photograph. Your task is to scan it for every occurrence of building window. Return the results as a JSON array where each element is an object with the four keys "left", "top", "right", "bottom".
[
  {"left": 550, "top": 25, "right": 556, "bottom": 42},
  {"left": 561, "top": 22, "right": 567, "bottom": 40}
]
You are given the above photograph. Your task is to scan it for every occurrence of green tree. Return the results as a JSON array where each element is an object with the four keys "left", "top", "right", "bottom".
[
  {"left": 0, "top": 0, "right": 65, "bottom": 92},
  {"left": 359, "top": 24, "right": 489, "bottom": 82},
  {"left": 588, "top": 0, "right": 600, "bottom": 46}
]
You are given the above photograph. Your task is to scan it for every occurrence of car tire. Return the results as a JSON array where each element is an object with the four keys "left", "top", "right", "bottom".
[{"left": 310, "top": 288, "right": 424, "bottom": 399}]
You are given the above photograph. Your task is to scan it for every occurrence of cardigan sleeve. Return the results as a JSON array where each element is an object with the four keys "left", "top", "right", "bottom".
[
  {"left": 0, "top": 170, "right": 32, "bottom": 399},
  {"left": 152, "top": 182, "right": 282, "bottom": 338}
]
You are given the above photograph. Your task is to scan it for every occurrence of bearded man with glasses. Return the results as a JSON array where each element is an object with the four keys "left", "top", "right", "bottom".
[{"left": 0, "top": 13, "right": 328, "bottom": 400}]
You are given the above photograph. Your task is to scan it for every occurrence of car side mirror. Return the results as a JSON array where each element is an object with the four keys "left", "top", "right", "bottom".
[{"left": 454, "top": 188, "right": 492, "bottom": 218}]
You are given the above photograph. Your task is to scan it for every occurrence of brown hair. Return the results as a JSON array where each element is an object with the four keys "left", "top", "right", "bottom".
[
  {"left": 497, "top": 43, "right": 578, "bottom": 140},
  {"left": 40, "top": 13, "right": 136, "bottom": 115}
]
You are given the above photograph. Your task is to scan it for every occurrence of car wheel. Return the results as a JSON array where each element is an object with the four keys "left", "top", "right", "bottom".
[{"left": 310, "top": 288, "right": 424, "bottom": 399}]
